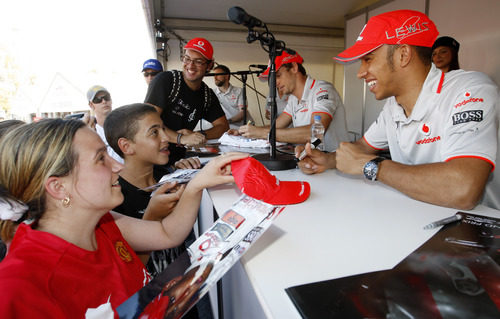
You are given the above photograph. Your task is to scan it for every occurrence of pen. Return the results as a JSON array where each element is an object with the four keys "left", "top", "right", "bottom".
[
  {"left": 297, "top": 138, "right": 321, "bottom": 161},
  {"left": 423, "top": 214, "right": 462, "bottom": 230}
]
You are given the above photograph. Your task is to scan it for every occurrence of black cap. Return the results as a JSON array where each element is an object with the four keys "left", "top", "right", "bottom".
[{"left": 432, "top": 36, "right": 460, "bottom": 52}]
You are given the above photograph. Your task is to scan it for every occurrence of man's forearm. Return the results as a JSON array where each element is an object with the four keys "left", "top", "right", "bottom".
[
  {"left": 375, "top": 158, "right": 492, "bottom": 210},
  {"left": 204, "top": 123, "right": 229, "bottom": 139}
]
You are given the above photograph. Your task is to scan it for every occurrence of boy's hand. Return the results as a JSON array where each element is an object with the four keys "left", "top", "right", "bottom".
[
  {"left": 143, "top": 182, "right": 185, "bottom": 221},
  {"left": 175, "top": 157, "right": 202, "bottom": 169}
]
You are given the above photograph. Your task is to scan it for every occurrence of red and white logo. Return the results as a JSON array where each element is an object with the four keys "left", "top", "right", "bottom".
[
  {"left": 454, "top": 91, "right": 484, "bottom": 109},
  {"left": 193, "top": 40, "right": 207, "bottom": 52},
  {"left": 420, "top": 123, "right": 431, "bottom": 136}
]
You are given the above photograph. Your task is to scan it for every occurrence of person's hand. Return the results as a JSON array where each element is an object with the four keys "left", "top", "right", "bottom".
[
  {"left": 81, "top": 113, "right": 96, "bottom": 130},
  {"left": 336, "top": 142, "right": 375, "bottom": 175},
  {"left": 177, "top": 129, "right": 206, "bottom": 146},
  {"left": 295, "top": 142, "right": 332, "bottom": 175},
  {"left": 238, "top": 124, "right": 265, "bottom": 139},
  {"left": 143, "top": 182, "right": 185, "bottom": 221},
  {"left": 227, "top": 128, "right": 240, "bottom": 136},
  {"left": 188, "top": 152, "right": 249, "bottom": 191},
  {"left": 174, "top": 157, "right": 202, "bottom": 169}
]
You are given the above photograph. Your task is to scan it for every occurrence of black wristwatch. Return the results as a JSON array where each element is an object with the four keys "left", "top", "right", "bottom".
[{"left": 363, "top": 157, "right": 386, "bottom": 181}]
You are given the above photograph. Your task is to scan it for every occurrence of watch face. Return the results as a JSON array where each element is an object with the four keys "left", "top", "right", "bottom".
[{"left": 363, "top": 161, "right": 378, "bottom": 181}]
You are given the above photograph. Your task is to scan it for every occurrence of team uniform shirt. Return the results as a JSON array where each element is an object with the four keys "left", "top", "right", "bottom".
[
  {"left": 364, "top": 64, "right": 498, "bottom": 168},
  {"left": 215, "top": 84, "right": 253, "bottom": 127},
  {"left": 0, "top": 212, "right": 149, "bottom": 318},
  {"left": 96, "top": 123, "right": 124, "bottom": 164},
  {"left": 283, "top": 76, "right": 349, "bottom": 152},
  {"left": 266, "top": 91, "right": 290, "bottom": 117}
]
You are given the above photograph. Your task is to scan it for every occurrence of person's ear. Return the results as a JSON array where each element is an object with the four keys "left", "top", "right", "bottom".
[
  {"left": 398, "top": 44, "right": 412, "bottom": 68},
  {"left": 118, "top": 137, "right": 135, "bottom": 156},
  {"left": 89, "top": 102, "right": 95, "bottom": 111},
  {"left": 45, "top": 176, "right": 67, "bottom": 201}
]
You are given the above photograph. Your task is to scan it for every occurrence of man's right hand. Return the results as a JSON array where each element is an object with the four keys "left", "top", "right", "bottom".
[
  {"left": 177, "top": 129, "right": 206, "bottom": 146},
  {"left": 295, "top": 142, "right": 334, "bottom": 174}
]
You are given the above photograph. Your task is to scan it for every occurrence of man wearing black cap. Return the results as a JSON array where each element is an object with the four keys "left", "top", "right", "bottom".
[
  {"left": 296, "top": 10, "right": 498, "bottom": 210},
  {"left": 432, "top": 36, "right": 460, "bottom": 73},
  {"left": 144, "top": 38, "right": 229, "bottom": 164}
]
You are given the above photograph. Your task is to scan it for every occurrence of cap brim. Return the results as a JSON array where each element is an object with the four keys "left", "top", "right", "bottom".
[
  {"left": 184, "top": 47, "right": 211, "bottom": 61},
  {"left": 333, "top": 43, "right": 383, "bottom": 65},
  {"left": 263, "top": 181, "right": 310, "bottom": 205}
]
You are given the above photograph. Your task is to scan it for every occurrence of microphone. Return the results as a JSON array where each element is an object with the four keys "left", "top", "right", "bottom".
[
  {"left": 228, "top": 6, "right": 265, "bottom": 29},
  {"left": 249, "top": 64, "right": 268, "bottom": 70}
]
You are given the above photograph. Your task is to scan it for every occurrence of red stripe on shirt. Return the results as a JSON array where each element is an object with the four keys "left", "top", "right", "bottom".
[
  {"left": 363, "top": 136, "right": 386, "bottom": 151},
  {"left": 436, "top": 71, "right": 445, "bottom": 94},
  {"left": 310, "top": 79, "right": 316, "bottom": 89}
]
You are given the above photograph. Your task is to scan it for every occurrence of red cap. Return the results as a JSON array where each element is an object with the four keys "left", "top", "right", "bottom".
[
  {"left": 231, "top": 157, "right": 310, "bottom": 205},
  {"left": 334, "top": 10, "right": 438, "bottom": 64},
  {"left": 259, "top": 50, "right": 304, "bottom": 79},
  {"left": 184, "top": 37, "right": 214, "bottom": 60}
]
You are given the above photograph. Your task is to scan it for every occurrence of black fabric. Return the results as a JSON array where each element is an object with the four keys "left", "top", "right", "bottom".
[
  {"left": 113, "top": 165, "right": 187, "bottom": 278},
  {"left": 144, "top": 70, "right": 225, "bottom": 165}
]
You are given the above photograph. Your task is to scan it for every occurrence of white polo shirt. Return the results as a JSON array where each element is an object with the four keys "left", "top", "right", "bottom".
[
  {"left": 215, "top": 84, "right": 252, "bottom": 127},
  {"left": 364, "top": 64, "right": 498, "bottom": 168},
  {"left": 283, "top": 76, "right": 349, "bottom": 152}
]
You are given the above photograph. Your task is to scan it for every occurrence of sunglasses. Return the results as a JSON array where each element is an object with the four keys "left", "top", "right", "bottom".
[
  {"left": 143, "top": 71, "right": 160, "bottom": 77},
  {"left": 92, "top": 94, "right": 111, "bottom": 104}
]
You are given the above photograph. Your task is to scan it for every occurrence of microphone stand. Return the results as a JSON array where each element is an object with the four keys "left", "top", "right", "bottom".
[{"left": 243, "top": 27, "right": 296, "bottom": 170}]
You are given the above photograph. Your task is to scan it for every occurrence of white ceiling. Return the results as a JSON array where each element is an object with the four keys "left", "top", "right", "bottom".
[{"left": 146, "top": 0, "right": 383, "bottom": 30}]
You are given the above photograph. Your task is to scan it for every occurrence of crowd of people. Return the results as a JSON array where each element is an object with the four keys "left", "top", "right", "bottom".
[{"left": 0, "top": 8, "right": 498, "bottom": 318}]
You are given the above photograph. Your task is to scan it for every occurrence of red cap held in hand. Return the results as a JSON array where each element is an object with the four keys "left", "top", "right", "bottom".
[{"left": 231, "top": 157, "right": 310, "bottom": 205}]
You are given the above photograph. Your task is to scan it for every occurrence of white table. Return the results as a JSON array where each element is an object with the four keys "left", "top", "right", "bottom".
[{"left": 203, "top": 167, "right": 500, "bottom": 319}]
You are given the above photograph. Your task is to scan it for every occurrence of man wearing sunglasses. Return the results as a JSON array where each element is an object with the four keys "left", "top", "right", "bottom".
[
  {"left": 142, "top": 59, "right": 163, "bottom": 85},
  {"left": 145, "top": 37, "right": 229, "bottom": 165},
  {"left": 86, "top": 85, "right": 124, "bottom": 164}
]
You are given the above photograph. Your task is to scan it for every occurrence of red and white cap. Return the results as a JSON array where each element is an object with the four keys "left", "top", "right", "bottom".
[
  {"left": 231, "top": 157, "right": 310, "bottom": 205},
  {"left": 184, "top": 37, "right": 214, "bottom": 60},
  {"left": 259, "top": 49, "right": 304, "bottom": 79},
  {"left": 334, "top": 10, "right": 439, "bottom": 65}
]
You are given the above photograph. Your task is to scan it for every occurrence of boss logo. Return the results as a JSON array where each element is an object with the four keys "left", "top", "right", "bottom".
[{"left": 452, "top": 110, "right": 483, "bottom": 125}]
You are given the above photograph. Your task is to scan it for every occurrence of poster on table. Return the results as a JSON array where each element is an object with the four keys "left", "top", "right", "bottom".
[{"left": 286, "top": 212, "right": 500, "bottom": 318}]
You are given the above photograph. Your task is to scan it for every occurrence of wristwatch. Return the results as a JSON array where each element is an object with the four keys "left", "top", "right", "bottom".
[{"left": 363, "top": 157, "right": 386, "bottom": 181}]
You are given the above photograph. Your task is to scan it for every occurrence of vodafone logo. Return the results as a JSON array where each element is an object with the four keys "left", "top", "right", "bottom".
[
  {"left": 454, "top": 91, "right": 484, "bottom": 108},
  {"left": 193, "top": 41, "right": 207, "bottom": 52},
  {"left": 420, "top": 123, "right": 431, "bottom": 136}
]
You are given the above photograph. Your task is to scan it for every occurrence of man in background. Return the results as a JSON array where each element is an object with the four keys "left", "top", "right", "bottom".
[
  {"left": 212, "top": 64, "right": 253, "bottom": 128},
  {"left": 142, "top": 58, "right": 163, "bottom": 85},
  {"left": 144, "top": 37, "right": 229, "bottom": 164}
]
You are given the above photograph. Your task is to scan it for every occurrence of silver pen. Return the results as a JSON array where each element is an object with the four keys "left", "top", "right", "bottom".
[{"left": 423, "top": 214, "right": 462, "bottom": 230}]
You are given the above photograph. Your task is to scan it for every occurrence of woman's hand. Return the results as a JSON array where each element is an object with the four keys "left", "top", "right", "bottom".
[{"left": 188, "top": 152, "right": 249, "bottom": 191}]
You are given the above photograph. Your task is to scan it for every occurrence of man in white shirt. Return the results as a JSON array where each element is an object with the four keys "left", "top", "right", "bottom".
[
  {"left": 213, "top": 64, "right": 252, "bottom": 128},
  {"left": 231, "top": 49, "right": 349, "bottom": 152},
  {"left": 86, "top": 85, "right": 124, "bottom": 164},
  {"left": 296, "top": 10, "right": 498, "bottom": 210}
]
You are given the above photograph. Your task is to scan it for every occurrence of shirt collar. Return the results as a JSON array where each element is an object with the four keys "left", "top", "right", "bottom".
[{"left": 391, "top": 64, "right": 442, "bottom": 123}]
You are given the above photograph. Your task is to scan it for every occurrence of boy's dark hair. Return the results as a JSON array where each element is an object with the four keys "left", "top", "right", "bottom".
[{"left": 104, "top": 103, "right": 158, "bottom": 157}]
